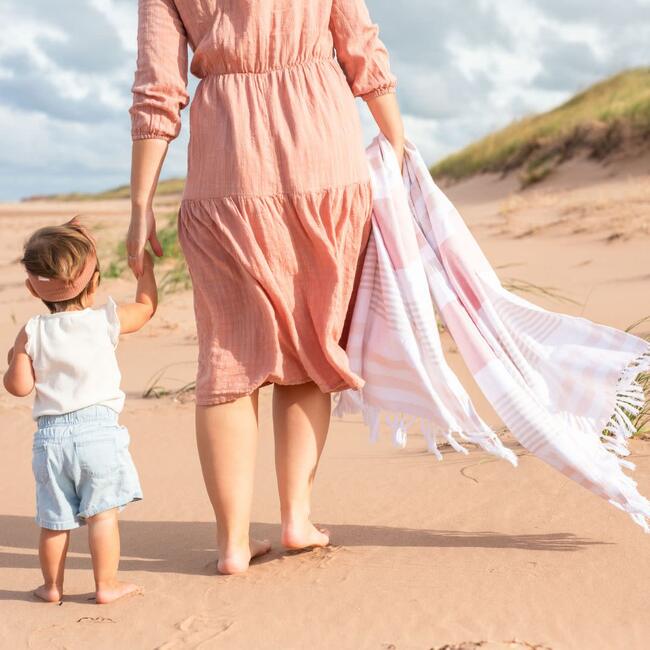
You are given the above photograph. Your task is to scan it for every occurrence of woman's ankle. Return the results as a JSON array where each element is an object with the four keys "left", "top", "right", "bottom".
[
  {"left": 217, "top": 529, "right": 250, "bottom": 554},
  {"left": 280, "top": 520, "right": 330, "bottom": 549},
  {"left": 217, "top": 538, "right": 271, "bottom": 574},
  {"left": 280, "top": 502, "right": 312, "bottom": 528}
]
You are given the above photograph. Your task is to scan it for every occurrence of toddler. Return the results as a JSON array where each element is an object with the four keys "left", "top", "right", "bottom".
[{"left": 3, "top": 217, "right": 157, "bottom": 604}]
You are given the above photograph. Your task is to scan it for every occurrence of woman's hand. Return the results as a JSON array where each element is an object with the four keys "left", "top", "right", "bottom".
[{"left": 126, "top": 206, "right": 163, "bottom": 278}]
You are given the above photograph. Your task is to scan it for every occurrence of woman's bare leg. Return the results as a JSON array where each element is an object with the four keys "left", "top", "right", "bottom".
[
  {"left": 273, "top": 382, "right": 331, "bottom": 549},
  {"left": 196, "top": 390, "right": 271, "bottom": 574}
]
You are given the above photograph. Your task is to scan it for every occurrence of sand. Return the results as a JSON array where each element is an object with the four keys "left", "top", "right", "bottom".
[{"left": 0, "top": 154, "right": 649, "bottom": 650}]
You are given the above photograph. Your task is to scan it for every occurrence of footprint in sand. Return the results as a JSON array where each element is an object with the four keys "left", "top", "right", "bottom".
[
  {"left": 283, "top": 544, "right": 345, "bottom": 569},
  {"left": 157, "top": 614, "right": 234, "bottom": 649}
]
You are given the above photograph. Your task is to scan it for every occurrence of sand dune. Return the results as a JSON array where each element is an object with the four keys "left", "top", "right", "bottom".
[{"left": 0, "top": 156, "right": 648, "bottom": 649}]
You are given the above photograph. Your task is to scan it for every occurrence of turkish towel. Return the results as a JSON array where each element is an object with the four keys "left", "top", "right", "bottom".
[{"left": 334, "top": 132, "right": 650, "bottom": 532}]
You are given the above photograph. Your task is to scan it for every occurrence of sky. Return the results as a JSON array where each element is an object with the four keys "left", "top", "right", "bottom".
[{"left": 0, "top": 0, "right": 649, "bottom": 200}]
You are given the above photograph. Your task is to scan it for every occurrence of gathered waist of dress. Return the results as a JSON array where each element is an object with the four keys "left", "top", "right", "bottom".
[{"left": 197, "top": 54, "right": 337, "bottom": 79}]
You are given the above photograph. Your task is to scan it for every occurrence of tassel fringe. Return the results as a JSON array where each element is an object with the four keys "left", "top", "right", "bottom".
[
  {"left": 331, "top": 347, "right": 649, "bottom": 529},
  {"left": 332, "top": 390, "right": 518, "bottom": 466}
]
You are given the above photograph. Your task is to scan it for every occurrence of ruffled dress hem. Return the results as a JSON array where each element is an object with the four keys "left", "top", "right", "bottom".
[{"left": 177, "top": 178, "right": 373, "bottom": 406}]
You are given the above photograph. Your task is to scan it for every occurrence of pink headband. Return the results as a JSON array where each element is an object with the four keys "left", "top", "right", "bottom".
[{"left": 26, "top": 219, "right": 98, "bottom": 302}]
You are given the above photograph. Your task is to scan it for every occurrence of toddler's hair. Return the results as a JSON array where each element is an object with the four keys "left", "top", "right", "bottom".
[{"left": 21, "top": 218, "right": 100, "bottom": 313}]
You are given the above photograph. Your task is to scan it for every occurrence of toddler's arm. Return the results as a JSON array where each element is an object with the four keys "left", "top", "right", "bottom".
[
  {"left": 117, "top": 250, "right": 158, "bottom": 334},
  {"left": 3, "top": 327, "right": 35, "bottom": 396}
]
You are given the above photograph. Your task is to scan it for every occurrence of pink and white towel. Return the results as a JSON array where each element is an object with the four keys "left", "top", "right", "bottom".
[{"left": 334, "top": 132, "right": 650, "bottom": 531}]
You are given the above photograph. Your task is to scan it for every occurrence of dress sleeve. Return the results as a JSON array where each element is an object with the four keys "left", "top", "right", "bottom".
[
  {"left": 129, "top": 0, "right": 190, "bottom": 142},
  {"left": 329, "top": 0, "right": 397, "bottom": 101}
]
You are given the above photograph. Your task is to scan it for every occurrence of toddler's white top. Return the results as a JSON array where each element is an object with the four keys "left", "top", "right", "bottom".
[{"left": 25, "top": 297, "right": 125, "bottom": 419}]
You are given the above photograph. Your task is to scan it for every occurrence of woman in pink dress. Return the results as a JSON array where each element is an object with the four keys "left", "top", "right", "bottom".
[{"left": 126, "top": 0, "right": 404, "bottom": 574}]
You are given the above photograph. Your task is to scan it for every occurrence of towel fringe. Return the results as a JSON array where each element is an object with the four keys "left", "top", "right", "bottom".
[{"left": 332, "top": 391, "right": 518, "bottom": 465}]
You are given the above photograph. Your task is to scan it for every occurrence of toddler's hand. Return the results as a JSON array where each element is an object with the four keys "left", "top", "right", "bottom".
[{"left": 142, "top": 249, "right": 154, "bottom": 270}]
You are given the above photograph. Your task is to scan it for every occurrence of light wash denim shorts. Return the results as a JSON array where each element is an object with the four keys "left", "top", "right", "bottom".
[{"left": 32, "top": 404, "right": 143, "bottom": 530}]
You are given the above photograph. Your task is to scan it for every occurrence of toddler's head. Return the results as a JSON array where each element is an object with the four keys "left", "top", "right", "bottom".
[{"left": 21, "top": 217, "right": 101, "bottom": 313}]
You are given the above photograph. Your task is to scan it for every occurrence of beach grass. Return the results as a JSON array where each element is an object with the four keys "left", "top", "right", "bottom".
[
  {"left": 626, "top": 317, "right": 650, "bottom": 437},
  {"left": 430, "top": 67, "right": 650, "bottom": 183},
  {"left": 23, "top": 178, "right": 185, "bottom": 202}
]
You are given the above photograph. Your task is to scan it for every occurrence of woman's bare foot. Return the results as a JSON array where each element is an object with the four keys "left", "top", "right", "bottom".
[
  {"left": 95, "top": 580, "right": 143, "bottom": 605},
  {"left": 217, "top": 538, "right": 272, "bottom": 575},
  {"left": 281, "top": 520, "right": 330, "bottom": 550},
  {"left": 33, "top": 583, "right": 62, "bottom": 603}
]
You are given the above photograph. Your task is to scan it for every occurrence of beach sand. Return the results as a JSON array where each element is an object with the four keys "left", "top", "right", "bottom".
[{"left": 0, "top": 154, "right": 648, "bottom": 650}]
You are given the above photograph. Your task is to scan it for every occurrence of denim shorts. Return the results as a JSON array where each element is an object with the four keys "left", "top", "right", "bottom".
[{"left": 32, "top": 405, "right": 143, "bottom": 530}]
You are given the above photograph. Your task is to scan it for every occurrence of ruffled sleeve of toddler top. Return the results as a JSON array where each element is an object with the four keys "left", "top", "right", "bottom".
[
  {"left": 329, "top": 0, "right": 398, "bottom": 101},
  {"left": 129, "top": 0, "right": 190, "bottom": 142}
]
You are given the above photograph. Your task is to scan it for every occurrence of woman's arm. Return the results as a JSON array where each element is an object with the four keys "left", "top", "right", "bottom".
[
  {"left": 365, "top": 92, "right": 405, "bottom": 170},
  {"left": 127, "top": 0, "right": 190, "bottom": 277},
  {"left": 3, "top": 327, "right": 35, "bottom": 397},
  {"left": 329, "top": 0, "right": 404, "bottom": 167},
  {"left": 127, "top": 139, "right": 168, "bottom": 277}
]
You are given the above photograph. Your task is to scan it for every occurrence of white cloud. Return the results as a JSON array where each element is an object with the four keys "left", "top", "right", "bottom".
[
  {"left": 0, "top": 0, "right": 649, "bottom": 199},
  {"left": 89, "top": 0, "right": 138, "bottom": 53}
]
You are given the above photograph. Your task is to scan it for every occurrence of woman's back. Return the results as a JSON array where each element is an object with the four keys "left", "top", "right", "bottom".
[
  {"left": 131, "top": 0, "right": 397, "bottom": 198},
  {"left": 178, "top": 1, "right": 340, "bottom": 77}
]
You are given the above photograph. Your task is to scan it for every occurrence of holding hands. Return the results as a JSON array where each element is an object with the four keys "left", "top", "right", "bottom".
[{"left": 127, "top": 205, "right": 163, "bottom": 278}]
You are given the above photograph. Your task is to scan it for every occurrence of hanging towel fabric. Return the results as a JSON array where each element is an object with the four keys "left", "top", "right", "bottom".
[{"left": 334, "top": 132, "right": 650, "bottom": 532}]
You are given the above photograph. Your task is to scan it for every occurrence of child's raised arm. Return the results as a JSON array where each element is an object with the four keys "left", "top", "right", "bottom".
[
  {"left": 3, "top": 326, "right": 35, "bottom": 397},
  {"left": 117, "top": 250, "right": 158, "bottom": 334}
]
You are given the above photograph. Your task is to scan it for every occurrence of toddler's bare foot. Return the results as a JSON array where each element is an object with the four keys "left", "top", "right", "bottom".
[
  {"left": 281, "top": 520, "right": 330, "bottom": 550},
  {"left": 217, "top": 538, "right": 271, "bottom": 575},
  {"left": 95, "top": 581, "right": 143, "bottom": 605},
  {"left": 33, "top": 583, "right": 62, "bottom": 603}
]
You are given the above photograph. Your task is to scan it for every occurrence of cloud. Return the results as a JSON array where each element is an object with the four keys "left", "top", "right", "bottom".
[{"left": 1, "top": 0, "right": 649, "bottom": 199}]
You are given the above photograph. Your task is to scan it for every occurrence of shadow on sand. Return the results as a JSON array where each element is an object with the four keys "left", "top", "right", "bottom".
[{"left": 0, "top": 513, "right": 607, "bottom": 593}]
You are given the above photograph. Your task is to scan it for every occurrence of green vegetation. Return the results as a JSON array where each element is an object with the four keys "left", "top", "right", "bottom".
[
  {"left": 24, "top": 178, "right": 185, "bottom": 202},
  {"left": 430, "top": 67, "right": 650, "bottom": 184},
  {"left": 104, "top": 210, "right": 191, "bottom": 295},
  {"left": 634, "top": 367, "right": 650, "bottom": 437},
  {"left": 626, "top": 317, "right": 650, "bottom": 438}
]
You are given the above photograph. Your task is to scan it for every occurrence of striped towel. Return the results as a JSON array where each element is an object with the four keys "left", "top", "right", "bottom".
[{"left": 334, "top": 132, "right": 650, "bottom": 531}]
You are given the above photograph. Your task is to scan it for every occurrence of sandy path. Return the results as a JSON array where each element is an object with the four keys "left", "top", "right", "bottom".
[{"left": 0, "top": 158, "right": 648, "bottom": 650}]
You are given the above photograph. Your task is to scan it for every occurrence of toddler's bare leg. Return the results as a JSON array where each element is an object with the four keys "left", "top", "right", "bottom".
[
  {"left": 87, "top": 508, "right": 142, "bottom": 604},
  {"left": 34, "top": 528, "right": 69, "bottom": 602},
  {"left": 273, "top": 381, "right": 331, "bottom": 549}
]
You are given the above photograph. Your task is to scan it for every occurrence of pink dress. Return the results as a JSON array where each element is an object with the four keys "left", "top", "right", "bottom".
[{"left": 130, "top": 0, "right": 397, "bottom": 405}]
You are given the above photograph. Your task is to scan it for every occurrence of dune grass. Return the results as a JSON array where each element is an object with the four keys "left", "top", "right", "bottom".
[
  {"left": 430, "top": 67, "right": 650, "bottom": 182},
  {"left": 626, "top": 317, "right": 650, "bottom": 438},
  {"left": 24, "top": 178, "right": 185, "bottom": 202},
  {"left": 633, "top": 369, "right": 650, "bottom": 437}
]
